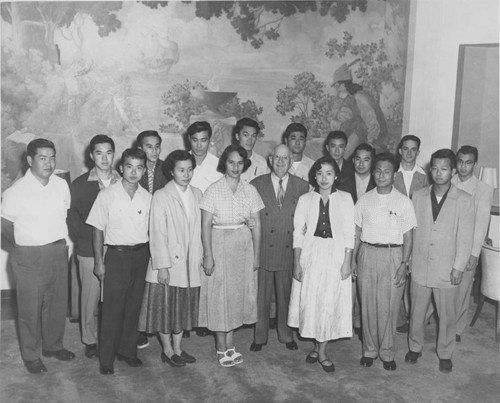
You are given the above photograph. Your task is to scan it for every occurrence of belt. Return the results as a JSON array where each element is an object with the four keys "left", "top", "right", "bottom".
[
  {"left": 107, "top": 242, "right": 148, "bottom": 252},
  {"left": 48, "top": 239, "right": 65, "bottom": 246},
  {"left": 212, "top": 224, "right": 245, "bottom": 230},
  {"left": 363, "top": 242, "right": 402, "bottom": 248}
]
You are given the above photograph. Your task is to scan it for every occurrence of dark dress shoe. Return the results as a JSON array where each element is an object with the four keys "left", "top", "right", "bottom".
[
  {"left": 382, "top": 360, "right": 397, "bottom": 371},
  {"left": 396, "top": 322, "right": 409, "bottom": 333},
  {"left": 306, "top": 351, "right": 319, "bottom": 364},
  {"left": 319, "top": 359, "right": 335, "bottom": 373},
  {"left": 179, "top": 351, "right": 196, "bottom": 364},
  {"left": 360, "top": 356, "right": 373, "bottom": 367},
  {"left": 99, "top": 365, "right": 114, "bottom": 375},
  {"left": 250, "top": 342, "right": 264, "bottom": 352},
  {"left": 455, "top": 334, "right": 461, "bottom": 343},
  {"left": 439, "top": 359, "right": 453, "bottom": 373},
  {"left": 161, "top": 352, "right": 186, "bottom": 367},
  {"left": 196, "top": 328, "right": 212, "bottom": 337},
  {"left": 285, "top": 341, "right": 298, "bottom": 350},
  {"left": 24, "top": 358, "right": 48, "bottom": 374},
  {"left": 42, "top": 349, "right": 75, "bottom": 361},
  {"left": 404, "top": 350, "right": 422, "bottom": 364},
  {"left": 116, "top": 354, "right": 143, "bottom": 367},
  {"left": 183, "top": 331, "right": 191, "bottom": 338},
  {"left": 84, "top": 344, "right": 98, "bottom": 359}
]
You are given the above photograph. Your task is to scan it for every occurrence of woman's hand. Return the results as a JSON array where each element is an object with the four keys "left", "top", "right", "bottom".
[
  {"left": 293, "top": 262, "right": 304, "bottom": 282},
  {"left": 340, "top": 260, "right": 351, "bottom": 280},
  {"left": 158, "top": 268, "right": 170, "bottom": 285},
  {"left": 245, "top": 218, "right": 256, "bottom": 229},
  {"left": 203, "top": 255, "right": 215, "bottom": 276}
]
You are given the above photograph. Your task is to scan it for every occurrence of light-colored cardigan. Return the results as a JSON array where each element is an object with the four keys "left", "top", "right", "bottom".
[
  {"left": 293, "top": 189, "right": 355, "bottom": 252},
  {"left": 146, "top": 181, "right": 203, "bottom": 287}
]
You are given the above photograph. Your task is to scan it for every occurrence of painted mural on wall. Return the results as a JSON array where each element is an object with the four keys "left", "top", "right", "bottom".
[{"left": 1, "top": 0, "right": 410, "bottom": 190}]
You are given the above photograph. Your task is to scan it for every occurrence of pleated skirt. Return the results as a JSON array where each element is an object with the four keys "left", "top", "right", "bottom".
[{"left": 138, "top": 282, "right": 200, "bottom": 335}]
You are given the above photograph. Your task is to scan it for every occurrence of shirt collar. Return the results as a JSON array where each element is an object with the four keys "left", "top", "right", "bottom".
[
  {"left": 87, "top": 168, "right": 122, "bottom": 187},
  {"left": 398, "top": 164, "right": 425, "bottom": 175}
]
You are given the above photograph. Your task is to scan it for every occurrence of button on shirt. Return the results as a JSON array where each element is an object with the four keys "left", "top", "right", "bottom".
[
  {"left": 190, "top": 152, "right": 223, "bottom": 193},
  {"left": 86, "top": 181, "right": 152, "bottom": 245},
  {"left": 2, "top": 169, "right": 70, "bottom": 246},
  {"left": 200, "top": 177, "right": 264, "bottom": 225},
  {"left": 355, "top": 188, "right": 417, "bottom": 244}
]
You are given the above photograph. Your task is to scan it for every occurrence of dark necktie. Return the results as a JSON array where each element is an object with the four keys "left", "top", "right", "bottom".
[{"left": 277, "top": 179, "right": 285, "bottom": 209}]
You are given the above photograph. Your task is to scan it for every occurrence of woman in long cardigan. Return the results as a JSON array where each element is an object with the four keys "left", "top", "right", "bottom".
[{"left": 139, "top": 150, "right": 203, "bottom": 367}]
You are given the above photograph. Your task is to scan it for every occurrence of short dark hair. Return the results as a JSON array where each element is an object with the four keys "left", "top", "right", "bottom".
[
  {"left": 162, "top": 150, "right": 196, "bottom": 182},
  {"left": 90, "top": 134, "right": 115, "bottom": 153},
  {"left": 374, "top": 152, "right": 399, "bottom": 172},
  {"left": 457, "top": 145, "right": 478, "bottom": 163},
  {"left": 352, "top": 143, "right": 376, "bottom": 165},
  {"left": 232, "top": 117, "right": 260, "bottom": 143},
  {"left": 283, "top": 123, "right": 307, "bottom": 141},
  {"left": 217, "top": 144, "right": 251, "bottom": 174},
  {"left": 398, "top": 135, "right": 421, "bottom": 150},
  {"left": 120, "top": 148, "right": 147, "bottom": 166},
  {"left": 136, "top": 130, "right": 162, "bottom": 148},
  {"left": 187, "top": 121, "right": 212, "bottom": 139},
  {"left": 309, "top": 156, "right": 340, "bottom": 192},
  {"left": 27, "top": 138, "right": 56, "bottom": 158},
  {"left": 323, "top": 131, "right": 348, "bottom": 156},
  {"left": 430, "top": 148, "right": 457, "bottom": 170}
]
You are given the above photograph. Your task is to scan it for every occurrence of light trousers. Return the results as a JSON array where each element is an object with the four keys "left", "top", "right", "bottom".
[{"left": 77, "top": 255, "right": 100, "bottom": 345}]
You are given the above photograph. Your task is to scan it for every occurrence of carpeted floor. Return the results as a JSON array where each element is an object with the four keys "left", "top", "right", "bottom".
[{"left": 0, "top": 301, "right": 499, "bottom": 403}]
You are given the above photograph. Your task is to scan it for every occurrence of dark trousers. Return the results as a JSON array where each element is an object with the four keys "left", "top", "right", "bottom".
[
  {"left": 99, "top": 246, "right": 149, "bottom": 367},
  {"left": 254, "top": 268, "right": 293, "bottom": 344},
  {"left": 12, "top": 241, "right": 68, "bottom": 362}
]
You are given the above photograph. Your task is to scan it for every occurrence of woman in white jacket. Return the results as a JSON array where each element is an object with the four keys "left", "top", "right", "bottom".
[
  {"left": 138, "top": 150, "right": 203, "bottom": 367},
  {"left": 288, "top": 155, "right": 355, "bottom": 373}
]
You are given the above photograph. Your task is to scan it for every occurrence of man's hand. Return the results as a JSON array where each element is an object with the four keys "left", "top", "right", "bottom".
[
  {"left": 203, "top": 255, "right": 215, "bottom": 276},
  {"left": 450, "top": 268, "right": 463, "bottom": 286},
  {"left": 465, "top": 255, "right": 479, "bottom": 272},
  {"left": 393, "top": 264, "right": 407, "bottom": 287},
  {"left": 158, "top": 268, "right": 170, "bottom": 285},
  {"left": 94, "top": 262, "right": 105, "bottom": 282}
]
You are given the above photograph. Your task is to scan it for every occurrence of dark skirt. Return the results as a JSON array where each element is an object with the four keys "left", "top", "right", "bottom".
[{"left": 138, "top": 282, "right": 200, "bottom": 334}]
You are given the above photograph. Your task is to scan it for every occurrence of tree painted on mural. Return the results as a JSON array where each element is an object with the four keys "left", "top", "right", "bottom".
[
  {"left": 160, "top": 79, "right": 264, "bottom": 135},
  {"left": 0, "top": 2, "right": 123, "bottom": 65},
  {"left": 276, "top": 72, "right": 341, "bottom": 138},
  {"left": 195, "top": 1, "right": 367, "bottom": 49}
]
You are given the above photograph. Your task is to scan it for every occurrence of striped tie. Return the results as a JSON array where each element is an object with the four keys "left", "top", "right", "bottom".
[
  {"left": 147, "top": 169, "right": 154, "bottom": 193},
  {"left": 277, "top": 179, "right": 285, "bottom": 209}
]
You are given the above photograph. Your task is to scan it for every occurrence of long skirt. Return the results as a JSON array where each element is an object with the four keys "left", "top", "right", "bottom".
[
  {"left": 288, "top": 237, "right": 352, "bottom": 342},
  {"left": 138, "top": 282, "right": 200, "bottom": 335},
  {"left": 198, "top": 226, "right": 257, "bottom": 332}
]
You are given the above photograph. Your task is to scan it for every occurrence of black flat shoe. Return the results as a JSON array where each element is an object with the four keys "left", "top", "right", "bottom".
[
  {"left": 116, "top": 354, "right": 143, "bottom": 367},
  {"left": 196, "top": 328, "right": 212, "bottom": 337},
  {"left": 99, "top": 365, "right": 114, "bottom": 375},
  {"left": 285, "top": 341, "right": 298, "bottom": 350},
  {"left": 319, "top": 359, "right": 335, "bottom": 373},
  {"left": 161, "top": 352, "right": 185, "bottom": 367},
  {"left": 24, "top": 358, "right": 48, "bottom": 374},
  {"left": 382, "top": 360, "right": 396, "bottom": 371},
  {"left": 305, "top": 351, "right": 319, "bottom": 364},
  {"left": 360, "top": 356, "right": 373, "bottom": 367},
  {"left": 250, "top": 342, "right": 265, "bottom": 352},
  {"left": 42, "top": 349, "right": 75, "bottom": 361},
  {"left": 179, "top": 351, "right": 196, "bottom": 364}
]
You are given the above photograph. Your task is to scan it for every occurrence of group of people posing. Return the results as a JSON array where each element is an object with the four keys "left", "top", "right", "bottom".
[{"left": 1, "top": 118, "right": 493, "bottom": 376}]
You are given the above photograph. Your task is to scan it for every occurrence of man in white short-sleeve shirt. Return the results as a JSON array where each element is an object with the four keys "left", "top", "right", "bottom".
[
  {"left": 1, "top": 138, "right": 74, "bottom": 374},
  {"left": 352, "top": 152, "right": 416, "bottom": 371},
  {"left": 282, "top": 123, "right": 314, "bottom": 181},
  {"left": 86, "top": 148, "right": 151, "bottom": 375}
]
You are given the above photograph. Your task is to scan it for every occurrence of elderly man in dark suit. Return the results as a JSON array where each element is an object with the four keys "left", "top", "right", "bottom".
[{"left": 250, "top": 144, "right": 309, "bottom": 352}]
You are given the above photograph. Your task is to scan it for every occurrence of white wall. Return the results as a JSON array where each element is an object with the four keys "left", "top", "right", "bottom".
[{"left": 403, "top": 0, "right": 499, "bottom": 165}]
